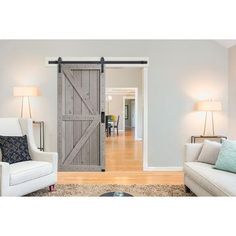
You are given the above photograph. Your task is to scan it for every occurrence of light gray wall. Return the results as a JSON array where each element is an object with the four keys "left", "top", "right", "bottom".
[
  {"left": 0, "top": 40, "right": 228, "bottom": 168},
  {"left": 229, "top": 46, "right": 236, "bottom": 139}
]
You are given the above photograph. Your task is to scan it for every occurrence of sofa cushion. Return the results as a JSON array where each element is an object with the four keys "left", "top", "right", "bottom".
[
  {"left": 9, "top": 161, "right": 53, "bottom": 186},
  {"left": 197, "top": 140, "right": 221, "bottom": 165},
  {"left": 185, "top": 143, "right": 203, "bottom": 162},
  {"left": 0, "top": 118, "right": 23, "bottom": 162},
  {"left": 184, "top": 162, "right": 236, "bottom": 196},
  {"left": 215, "top": 140, "right": 236, "bottom": 173},
  {"left": 0, "top": 135, "right": 32, "bottom": 164}
]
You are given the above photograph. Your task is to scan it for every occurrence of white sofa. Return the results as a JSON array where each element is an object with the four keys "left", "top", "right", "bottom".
[
  {"left": 0, "top": 118, "right": 58, "bottom": 196},
  {"left": 184, "top": 143, "right": 236, "bottom": 196}
]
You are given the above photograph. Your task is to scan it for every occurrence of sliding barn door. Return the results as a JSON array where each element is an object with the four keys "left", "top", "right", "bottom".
[{"left": 58, "top": 64, "right": 105, "bottom": 171}]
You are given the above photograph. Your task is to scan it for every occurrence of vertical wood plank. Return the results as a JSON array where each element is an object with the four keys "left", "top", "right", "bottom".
[
  {"left": 65, "top": 73, "right": 74, "bottom": 163},
  {"left": 57, "top": 67, "right": 63, "bottom": 169},
  {"left": 72, "top": 69, "right": 82, "bottom": 165},
  {"left": 89, "top": 70, "right": 99, "bottom": 165},
  {"left": 61, "top": 71, "right": 66, "bottom": 163},
  {"left": 81, "top": 70, "right": 91, "bottom": 165}
]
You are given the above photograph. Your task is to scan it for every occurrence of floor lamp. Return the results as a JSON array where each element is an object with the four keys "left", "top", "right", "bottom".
[
  {"left": 196, "top": 100, "right": 222, "bottom": 136},
  {"left": 13, "top": 86, "right": 39, "bottom": 119}
]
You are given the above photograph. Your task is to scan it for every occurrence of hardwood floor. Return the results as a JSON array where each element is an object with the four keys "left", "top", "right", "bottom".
[
  {"left": 106, "top": 128, "right": 143, "bottom": 171},
  {"left": 58, "top": 171, "right": 183, "bottom": 185},
  {"left": 58, "top": 129, "right": 184, "bottom": 185}
]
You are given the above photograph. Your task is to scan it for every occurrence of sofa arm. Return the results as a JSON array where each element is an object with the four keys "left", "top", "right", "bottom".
[
  {"left": 31, "top": 150, "right": 58, "bottom": 173},
  {"left": 185, "top": 143, "right": 203, "bottom": 162},
  {"left": 0, "top": 162, "right": 10, "bottom": 196}
]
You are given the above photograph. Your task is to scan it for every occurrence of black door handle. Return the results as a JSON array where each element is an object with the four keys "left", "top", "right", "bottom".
[{"left": 101, "top": 112, "right": 105, "bottom": 123}]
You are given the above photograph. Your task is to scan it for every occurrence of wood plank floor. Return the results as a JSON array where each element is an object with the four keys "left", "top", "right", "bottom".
[
  {"left": 58, "top": 171, "right": 183, "bottom": 185},
  {"left": 58, "top": 129, "right": 184, "bottom": 185},
  {"left": 105, "top": 128, "right": 143, "bottom": 171}
]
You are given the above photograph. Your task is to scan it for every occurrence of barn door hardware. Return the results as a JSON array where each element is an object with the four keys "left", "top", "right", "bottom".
[
  {"left": 49, "top": 57, "right": 148, "bottom": 74},
  {"left": 58, "top": 57, "right": 62, "bottom": 73},
  {"left": 100, "top": 57, "right": 105, "bottom": 73}
]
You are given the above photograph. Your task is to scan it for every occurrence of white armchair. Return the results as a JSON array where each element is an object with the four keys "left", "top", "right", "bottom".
[{"left": 0, "top": 118, "right": 57, "bottom": 196}]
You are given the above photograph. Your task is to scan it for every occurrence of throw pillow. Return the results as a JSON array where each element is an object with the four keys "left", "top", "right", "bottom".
[
  {"left": 0, "top": 135, "right": 32, "bottom": 164},
  {"left": 214, "top": 140, "right": 236, "bottom": 173},
  {"left": 197, "top": 140, "right": 221, "bottom": 165}
]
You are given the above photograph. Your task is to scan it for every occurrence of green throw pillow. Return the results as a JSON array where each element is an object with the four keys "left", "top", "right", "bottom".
[{"left": 214, "top": 140, "right": 236, "bottom": 173}]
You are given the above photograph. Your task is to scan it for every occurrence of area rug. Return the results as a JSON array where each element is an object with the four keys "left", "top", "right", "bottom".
[{"left": 27, "top": 184, "right": 195, "bottom": 197}]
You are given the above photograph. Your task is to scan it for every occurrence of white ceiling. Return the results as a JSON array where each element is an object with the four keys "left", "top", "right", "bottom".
[{"left": 215, "top": 40, "right": 236, "bottom": 48}]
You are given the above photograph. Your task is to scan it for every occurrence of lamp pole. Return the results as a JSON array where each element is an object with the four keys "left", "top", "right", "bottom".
[
  {"left": 203, "top": 111, "right": 208, "bottom": 136},
  {"left": 21, "top": 96, "right": 24, "bottom": 118},
  {"left": 28, "top": 96, "right": 32, "bottom": 118},
  {"left": 211, "top": 111, "right": 215, "bottom": 136}
]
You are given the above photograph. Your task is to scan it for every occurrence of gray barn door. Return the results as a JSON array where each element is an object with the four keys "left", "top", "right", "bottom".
[{"left": 58, "top": 64, "right": 105, "bottom": 171}]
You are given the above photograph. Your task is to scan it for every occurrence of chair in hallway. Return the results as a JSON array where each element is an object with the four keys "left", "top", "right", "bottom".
[
  {"left": 105, "top": 115, "right": 112, "bottom": 137},
  {"left": 113, "top": 115, "right": 120, "bottom": 135}
]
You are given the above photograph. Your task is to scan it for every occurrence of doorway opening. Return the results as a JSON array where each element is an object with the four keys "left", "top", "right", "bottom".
[{"left": 105, "top": 68, "right": 144, "bottom": 172}]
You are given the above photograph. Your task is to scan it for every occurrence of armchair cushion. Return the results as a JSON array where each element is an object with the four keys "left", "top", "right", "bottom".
[
  {"left": 9, "top": 161, "right": 53, "bottom": 186},
  {"left": 0, "top": 135, "right": 32, "bottom": 164}
]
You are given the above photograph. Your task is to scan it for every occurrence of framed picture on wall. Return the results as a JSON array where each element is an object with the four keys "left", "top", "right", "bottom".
[{"left": 125, "top": 105, "right": 128, "bottom": 119}]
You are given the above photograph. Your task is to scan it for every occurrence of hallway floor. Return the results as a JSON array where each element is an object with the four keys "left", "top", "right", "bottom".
[{"left": 106, "top": 128, "right": 143, "bottom": 171}]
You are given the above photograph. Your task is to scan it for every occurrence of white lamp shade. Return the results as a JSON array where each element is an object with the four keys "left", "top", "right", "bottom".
[
  {"left": 196, "top": 100, "right": 222, "bottom": 111},
  {"left": 13, "top": 86, "right": 39, "bottom": 97}
]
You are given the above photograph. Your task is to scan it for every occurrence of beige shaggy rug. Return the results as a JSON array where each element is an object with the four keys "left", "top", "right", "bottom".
[{"left": 27, "top": 184, "right": 195, "bottom": 197}]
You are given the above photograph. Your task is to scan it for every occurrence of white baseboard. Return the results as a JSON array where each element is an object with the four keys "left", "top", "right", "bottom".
[{"left": 143, "top": 166, "right": 183, "bottom": 171}]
